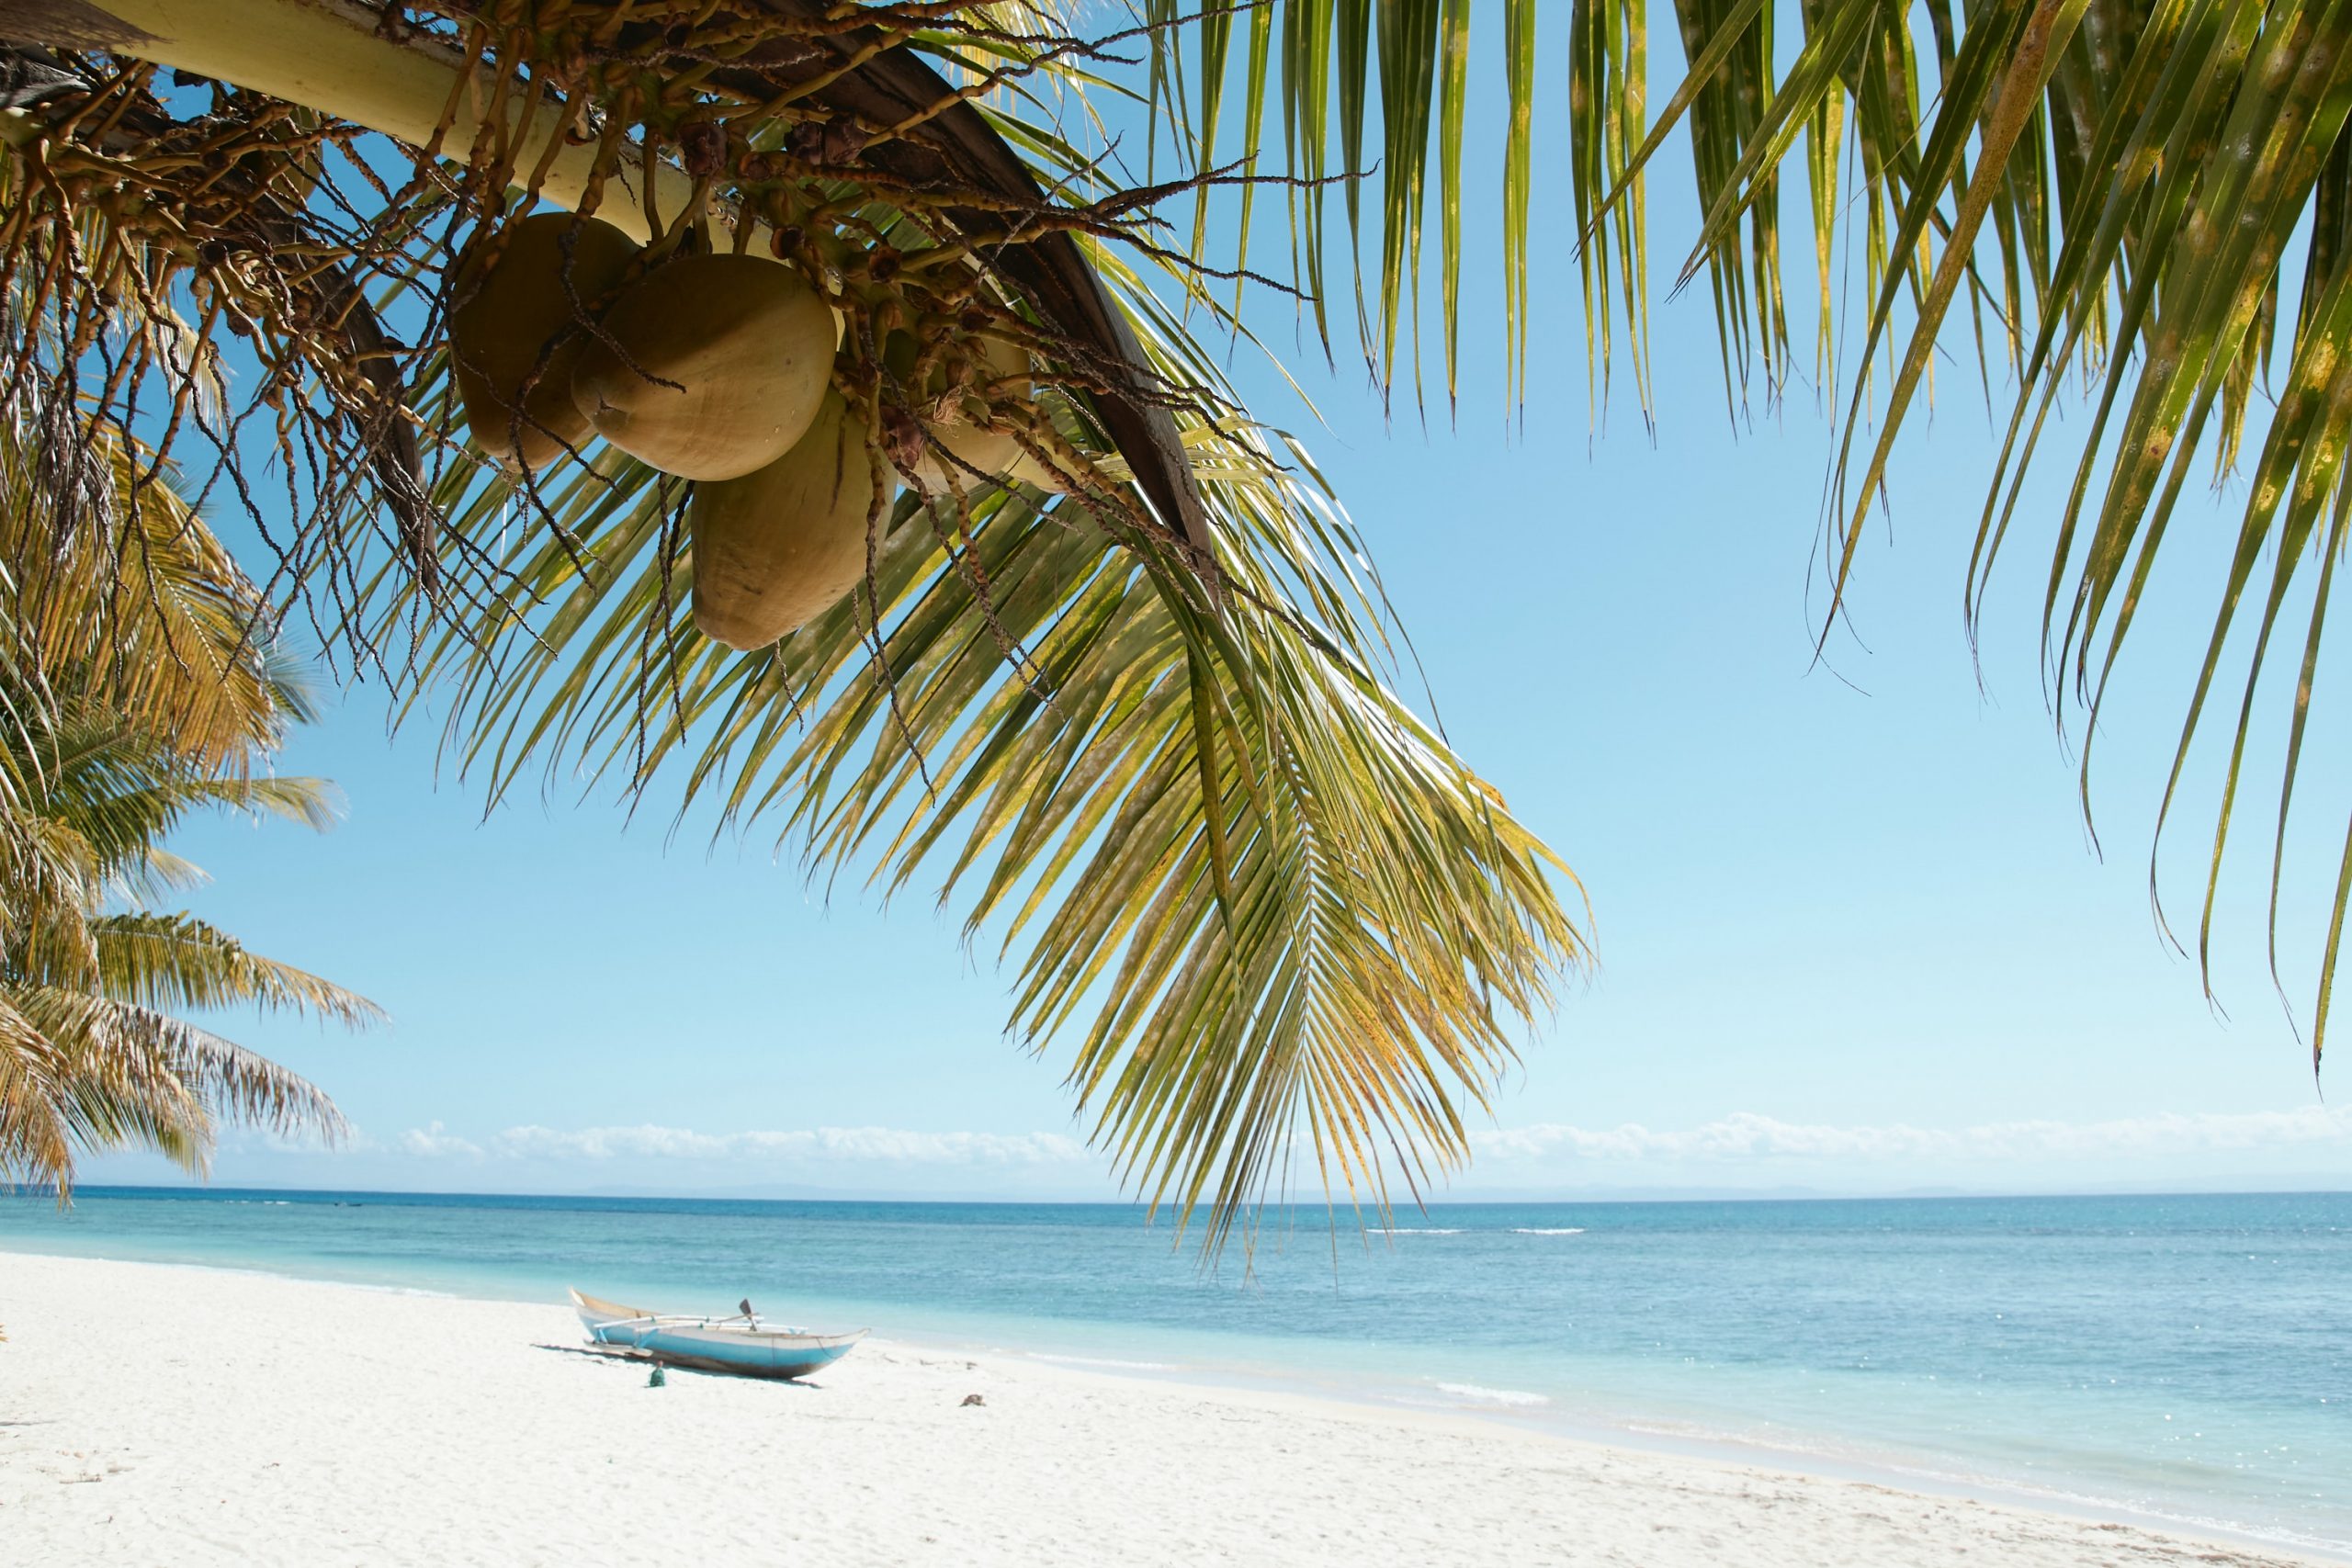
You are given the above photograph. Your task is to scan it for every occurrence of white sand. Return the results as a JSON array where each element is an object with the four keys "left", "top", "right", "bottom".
[{"left": 0, "top": 1251, "right": 2332, "bottom": 1567}]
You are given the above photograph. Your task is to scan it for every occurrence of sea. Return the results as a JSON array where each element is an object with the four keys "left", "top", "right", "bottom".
[{"left": 2, "top": 1187, "right": 2346, "bottom": 1557}]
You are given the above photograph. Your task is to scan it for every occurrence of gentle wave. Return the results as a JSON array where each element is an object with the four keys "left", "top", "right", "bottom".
[
  {"left": 1511, "top": 1227, "right": 1586, "bottom": 1235},
  {"left": 1435, "top": 1382, "right": 1551, "bottom": 1407},
  {"left": 1383, "top": 1227, "right": 1464, "bottom": 1235}
]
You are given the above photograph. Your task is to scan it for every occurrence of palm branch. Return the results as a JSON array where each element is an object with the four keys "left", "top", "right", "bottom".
[
  {"left": 0, "top": 3, "right": 1588, "bottom": 1239},
  {"left": 0, "top": 987, "right": 75, "bottom": 1186},
  {"left": 0, "top": 405, "right": 316, "bottom": 773},
  {"left": 374, "top": 250, "right": 1575, "bottom": 1243},
  {"left": 1187, "top": 0, "right": 2352, "bottom": 1066},
  {"left": 0, "top": 696, "right": 369, "bottom": 1190},
  {"left": 10, "top": 987, "right": 348, "bottom": 1174},
  {"left": 0, "top": 681, "right": 371, "bottom": 1190},
  {"left": 91, "top": 913, "right": 384, "bottom": 1029},
  {"left": 0, "top": 393, "right": 377, "bottom": 1193}
]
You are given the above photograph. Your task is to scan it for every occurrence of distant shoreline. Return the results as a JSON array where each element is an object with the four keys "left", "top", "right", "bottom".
[{"left": 5, "top": 1250, "right": 2342, "bottom": 1568}]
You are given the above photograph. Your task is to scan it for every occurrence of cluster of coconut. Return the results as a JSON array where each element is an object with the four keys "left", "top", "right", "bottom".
[{"left": 448, "top": 213, "right": 1052, "bottom": 650}]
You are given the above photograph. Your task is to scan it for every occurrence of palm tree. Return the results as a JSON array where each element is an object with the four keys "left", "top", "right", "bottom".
[
  {"left": 0, "top": 404, "right": 382, "bottom": 1193},
  {"left": 1, "top": 7, "right": 1585, "bottom": 1248},
  {"left": 0, "top": 0, "right": 2332, "bottom": 1241},
  {"left": 0, "top": 682, "right": 381, "bottom": 1192}
]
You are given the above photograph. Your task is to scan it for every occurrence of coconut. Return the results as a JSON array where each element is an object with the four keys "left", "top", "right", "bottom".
[
  {"left": 688, "top": 391, "right": 885, "bottom": 649},
  {"left": 571, "top": 254, "right": 838, "bottom": 481},
  {"left": 913, "top": 422, "right": 1060, "bottom": 493},
  {"left": 449, "top": 212, "right": 640, "bottom": 471}
]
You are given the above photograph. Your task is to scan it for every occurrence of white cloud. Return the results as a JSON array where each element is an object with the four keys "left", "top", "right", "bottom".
[
  {"left": 398, "top": 1121, "right": 484, "bottom": 1159},
  {"left": 374, "top": 1107, "right": 2352, "bottom": 1181},
  {"left": 396, "top": 1122, "right": 1090, "bottom": 1167},
  {"left": 1470, "top": 1106, "right": 2352, "bottom": 1166}
]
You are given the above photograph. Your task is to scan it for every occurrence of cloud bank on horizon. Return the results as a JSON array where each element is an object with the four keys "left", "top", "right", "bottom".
[
  {"left": 366, "top": 1104, "right": 2352, "bottom": 1170},
  {"left": 209, "top": 1103, "right": 2339, "bottom": 1196},
  {"left": 1467, "top": 1105, "right": 2352, "bottom": 1164},
  {"left": 395, "top": 1122, "right": 1091, "bottom": 1166}
]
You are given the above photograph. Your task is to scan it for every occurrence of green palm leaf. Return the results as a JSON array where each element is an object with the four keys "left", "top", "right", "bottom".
[
  {"left": 346, "top": 79, "right": 1585, "bottom": 1238},
  {"left": 93, "top": 913, "right": 385, "bottom": 1029},
  {"left": 0, "top": 400, "right": 311, "bottom": 772},
  {"left": 0, "top": 988, "right": 75, "bottom": 1188},
  {"left": 0, "top": 8, "right": 1587, "bottom": 1237},
  {"left": 371, "top": 371, "right": 1578, "bottom": 1247},
  {"left": 0, "top": 395, "right": 378, "bottom": 1191},
  {"left": 1183, "top": 0, "right": 2352, "bottom": 1066}
]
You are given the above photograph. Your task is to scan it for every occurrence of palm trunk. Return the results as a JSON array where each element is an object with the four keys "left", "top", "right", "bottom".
[{"left": 0, "top": 0, "right": 681, "bottom": 240}]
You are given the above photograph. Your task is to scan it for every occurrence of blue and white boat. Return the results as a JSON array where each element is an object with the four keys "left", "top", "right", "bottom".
[{"left": 570, "top": 1288, "right": 867, "bottom": 1380}]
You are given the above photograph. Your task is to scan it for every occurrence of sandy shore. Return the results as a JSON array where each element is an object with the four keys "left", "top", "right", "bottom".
[{"left": 0, "top": 1251, "right": 2332, "bottom": 1567}]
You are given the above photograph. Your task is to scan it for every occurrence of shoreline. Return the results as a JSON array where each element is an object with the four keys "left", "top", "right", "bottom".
[
  {"left": 917, "top": 1327, "right": 2352, "bottom": 1565},
  {"left": 4, "top": 1248, "right": 2342, "bottom": 1567}
]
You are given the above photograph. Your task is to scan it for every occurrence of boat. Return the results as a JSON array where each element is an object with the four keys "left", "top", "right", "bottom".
[{"left": 569, "top": 1289, "right": 868, "bottom": 1380}]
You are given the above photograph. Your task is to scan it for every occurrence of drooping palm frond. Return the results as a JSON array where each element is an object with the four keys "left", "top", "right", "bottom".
[
  {"left": 91, "top": 913, "right": 385, "bottom": 1029},
  {"left": 0, "top": 988, "right": 74, "bottom": 1186},
  {"left": 1185, "top": 0, "right": 2352, "bottom": 1066},
  {"left": 0, "top": 683, "right": 370, "bottom": 1190},
  {"left": 0, "top": 380, "right": 376, "bottom": 1192},
  {"left": 338, "top": 59, "right": 1578, "bottom": 1247},
  {"left": 372, "top": 328, "right": 1576, "bottom": 1251},
  {"left": 1210, "top": 0, "right": 1943, "bottom": 412},
  {"left": 10, "top": 985, "right": 216, "bottom": 1176},
  {"left": 0, "top": 672, "right": 372, "bottom": 1189},
  {"left": 17, "top": 987, "right": 346, "bottom": 1166},
  {"left": 0, "top": 405, "right": 311, "bottom": 773},
  {"left": 0, "top": 3, "right": 1587, "bottom": 1240}
]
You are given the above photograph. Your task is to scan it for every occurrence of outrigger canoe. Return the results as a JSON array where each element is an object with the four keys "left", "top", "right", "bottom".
[{"left": 570, "top": 1289, "right": 867, "bottom": 1380}]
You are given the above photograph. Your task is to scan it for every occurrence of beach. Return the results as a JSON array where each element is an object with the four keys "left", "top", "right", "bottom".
[{"left": 1, "top": 1251, "right": 2334, "bottom": 1568}]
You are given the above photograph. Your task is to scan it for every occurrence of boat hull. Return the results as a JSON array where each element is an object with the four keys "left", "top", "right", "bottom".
[
  {"left": 595, "top": 1337, "right": 859, "bottom": 1380},
  {"left": 570, "top": 1290, "right": 866, "bottom": 1380}
]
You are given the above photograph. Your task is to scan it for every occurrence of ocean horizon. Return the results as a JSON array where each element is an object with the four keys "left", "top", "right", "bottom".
[{"left": 4, "top": 1184, "right": 2346, "bottom": 1558}]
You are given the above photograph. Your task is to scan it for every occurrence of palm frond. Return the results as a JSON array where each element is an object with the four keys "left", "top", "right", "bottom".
[
  {"left": 14, "top": 985, "right": 216, "bottom": 1178},
  {"left": 92, "top": 913, "right": 386, "bottom": 1029},
  {"left": 1178, "top": 0, "right": 2352, "bottom": 1066},
  {"left": 373, "top": 441, "right": 1577, "bottom": 1247},
  {"left": 0, "top": 399, "right": 375, "bottom": 1190},
  {"left": 367, "top": 255, "right": 1578, "bottom": 1249},
  {"left": 4, "top": 696, "right": 342, "bottom": 883},
  {"left": 0, "top": 400, "right": 302, "bottom": 772},
  {"left": 0, "top": 988, "right": 74, "bottom": 1190},
  {"left": 3, "top": 5, "right": 1582, "bottom": 1240}
]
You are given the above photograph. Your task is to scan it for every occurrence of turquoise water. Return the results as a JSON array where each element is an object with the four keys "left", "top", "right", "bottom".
[{"left": 4, "top": 1188, "right": 2346, "bottom": 1555}]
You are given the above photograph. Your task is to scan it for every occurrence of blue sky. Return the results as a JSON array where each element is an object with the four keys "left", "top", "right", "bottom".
[{"left": 82, "top": 35, "right": 2352, "bottom": 1202}]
